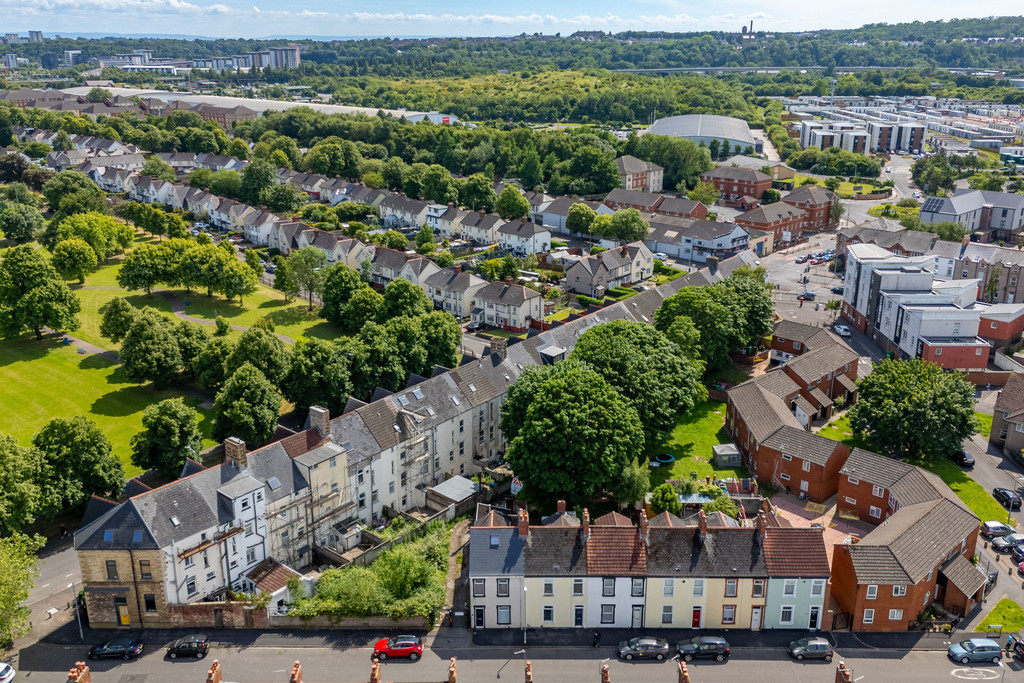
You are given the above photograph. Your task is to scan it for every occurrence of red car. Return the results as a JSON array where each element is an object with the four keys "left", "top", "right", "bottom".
[
  {"left": 373, "top": 635, "right": 423, "bottom": 661},
  {"left": 1018, "top": 562, "right": 1024, "bottom": 577}
]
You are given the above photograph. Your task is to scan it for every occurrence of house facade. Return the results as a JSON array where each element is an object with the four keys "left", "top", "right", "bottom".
[
  {"left": 700, "top": 167, "right": 772, "bottom": 203},
  {"left": 422, "top": 265, "right": 486, "bottom": 319},
  {"left": 734, "top": 203, "right": 807, "bottom": 245},
  {"left": 615, "top": 155, "right": 664, "bottom": 193},
  {"left": 782, "top": 185, "right": 837, "bottom": 232},
  {"left": 497, "top": 219, "right": 551, "bottom": 257},
  {"left": 472, "top": 280, "right": 544, "bottom": 333}
]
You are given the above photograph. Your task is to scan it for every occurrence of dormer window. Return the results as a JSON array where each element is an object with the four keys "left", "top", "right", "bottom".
[{"left": 490, "top": 534, "right": 500, "bottom": 548}]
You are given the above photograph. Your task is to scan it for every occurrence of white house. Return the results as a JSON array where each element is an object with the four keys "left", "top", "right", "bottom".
[{"left": 497, "top": 219, "right": 551, "bottom": 257}]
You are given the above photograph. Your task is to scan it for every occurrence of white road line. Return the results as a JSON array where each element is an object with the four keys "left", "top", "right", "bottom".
[
  {"left": 39, "top": 583, "right": 50, "bottom": 589},
  {"left": 65, "top": 573, "right": 73, "bottom": 578}
]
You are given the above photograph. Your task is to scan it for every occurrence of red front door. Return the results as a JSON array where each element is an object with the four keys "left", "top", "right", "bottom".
[{"left": 691, "top": 607, "right": 702, "bottom": 628}]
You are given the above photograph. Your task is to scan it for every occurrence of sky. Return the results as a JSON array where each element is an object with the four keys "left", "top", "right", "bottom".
[{"left": 5, "top": 0, "right": 1019, "bottom": 39}]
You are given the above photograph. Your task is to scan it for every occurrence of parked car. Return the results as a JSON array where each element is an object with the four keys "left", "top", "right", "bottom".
[
  {"left": 994, "top": 487, "right": 1023, "bottom": 510},
  {"left": 466, "top": 321, "right": 485, "bottom": 332},
  {"left": 618, "top": 636, "right": 670, "bottom": 661},
  {"left": 1009, "top": 544, "right": 1024, "bottom": 562},
  {"left": 795, "top": 255, "right": 808, "bottom": 264},
  {"left": 1018, "top": 561, "right": 1024, "bottom": 577},
  {"left": 831, "top": 285, "right": 844, "bottom": 294},
  {"left": 373, "top": 635, "right": 423, "bottom": 661},
  {"left": 809, "top": 258, "right": 822, "bottom": 265},
  {"left": 798, "top": 291, "right": 816, "bottom": 301},
  {"left": 676, "top": 636, "right": 730, "bottom": 662},
  {"left": 947, "top": 638, "right": 1003, "bottom": 664},
  {"left": 981, "top": 521, "right": 1014, "bottom": 539},
  {"left": 788, "top": 637, "right": 834, "bottom": 662},
  {"left": 654, "top": 252, "right": 669, "bottom": 261},
  {"left": 88, "top": 637, "right": 144, "bottom": 661},
  {"left": 0, "top": 662, "right": 15, "bottom": 683},
  {"left": 265, "top": 264, "right": 276, "bottom": 274},
  {"left": 949, "top": 450, "right": 975, "bottom": 468},
  {"left": 833, "top": 324, "right": 851, "bottom": 337},
  {"left": 991, "top": 532, "right": 1024, "bottom": 552},
  {"left": 981, "top": 521, "right": 1015, "bottom": 539},
  {"left": 167, "top": 634, "right": 209, "bottom": 659},
  {"left": 812, "top": 251, "right": 824, "bottom": 258}
]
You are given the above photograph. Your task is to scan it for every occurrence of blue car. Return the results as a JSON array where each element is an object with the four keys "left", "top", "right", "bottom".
[{"left": 947, "top": 638, "right": 1002, "bottom": 664}]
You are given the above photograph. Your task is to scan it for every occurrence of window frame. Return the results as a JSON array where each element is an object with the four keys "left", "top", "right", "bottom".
[
  {"left": 105, "top": 559, "right": 118, "bottom": 580},
  {"left": 752, "top": 579, "right": 765, "bottom": 598},
  {"left": 662, "top": 605, "right": 674, "bottom": 625},
  {"left": 631, "top": 578, "right": 645, "bottom": 597},
  {"left": 863, "top": 608, "right": 874, "bottom": 624},
  {"left": 725, "top": 579, "right": 738, "bottom": 598},
  {"left": 600, "top": 604, "right": 615, "bottom": 624},
  {"left": 572, "top": 578, "right": 584, "bottom": 596},
  {"left": 138, "top": 559, "right": 152, "bottom": 581},
  {"left": 783, "top": 579, "right": 797, "bottom": 597},
  {"left": 663, "top": 578, "right": 674, "bottom": 597},
  {"left": 543, "top": 579, "right": 554, "bottom": 597},
  {"left": 779, "top": 605, "right": 794, "bottom": 625},
  {"left": 722, "top": 605, "right": 736, "bottom": 625},
  {"left": 496, "top": 605, "right": 511, "bottom": 625},
  {"left": 496, "top": 578, "right": 510, "bottom": 598},
  {"left": 602, "top": 577, "right": 615, "bottom": 597},
  {"left": 888, "top": 609, "right": 904, "bottom": 621},
  {"left": 472, "top": 579, "right": 485, "bottom": 598},
  {"left": 692, "top": 578, "right": 705, "bottom": 598},
  {"left": 892, "top": 585, "right": 907, "bottom": 597},
  {"left": 865, "top": 584, "right": 877, "bottom": 600}
]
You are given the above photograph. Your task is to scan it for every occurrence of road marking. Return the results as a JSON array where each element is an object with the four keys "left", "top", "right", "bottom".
[
  {"left": 65, "top": 574, "right": 73, "bottom": 578},
  {"left": 39, "top": 583, "right": 50, "bottom": 589},
  {"left": 950, "top": 668, "right": 1000, "bottom": 680}
]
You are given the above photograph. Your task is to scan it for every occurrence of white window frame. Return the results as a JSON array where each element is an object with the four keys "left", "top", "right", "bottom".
[
  {"left": 811, "top": 580, "right": 825, "bottom": 597},
  {"left": 866, "top": 585, "right": 877, "bottom": 600},
  {"left": 473, "top": 579, "right": 485, "bottom": 598},
  {"left": 888, "top": 609, "right": 903, "bottom": 621},
  {"left": 893, "top": 585, "right": 907, "bottom": 597},
  {"left": 869, "top": 505, "right": 882, "bottom": 518},
  {"left": 572, "top": 579, "right": 584, "bottom": 596},
  {"left": 663, "top": 579, "right": 674, "bottom": 597},
  {"left": 692, "top": 579, "right": 705, "bottom": 598},
  {"left": 872, "top": 485, "right": 884, "bottom": 498},
  {"left": 662, "top": 605, "right": 673, "bottom": 625},
  {"left": 863, "top": 609, "right": 874, "bottom": 625},
  {"left": 783, "top": 579, "right": 797, "bottom": 597},
  {"left": 543, "top": 580, "right": 554, "bottom": 597},
  {"left": 780, "top": 605, "right": 794, "bottom": 625},
  {"left": 802, "top": 460, "right": 811, "bottom": 472},
  {"left": 542, "top": 605, "right": 555, "bottom": 623}
]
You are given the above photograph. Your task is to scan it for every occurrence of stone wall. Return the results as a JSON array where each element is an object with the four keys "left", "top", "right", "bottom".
[{"left": 167, "top": 601, "right": 268, "bottom": 629}]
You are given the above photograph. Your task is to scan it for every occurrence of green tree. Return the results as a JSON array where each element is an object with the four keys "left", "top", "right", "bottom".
[
  {"left": 218, "top": 259, "right": 258, "bottom": 304},
  {"left": 518, "top": 146, "right": 544, "bottom": 189},
  {"left": 565, "top": 202, "right": 597, "bottom": 239},
  {"left": 415, "top": 224, "right": 435, "bottom": 250},
  {"left": 0, "top": 205, "right": 44, "bottom": 242},
  {"left": 174, "top": 320, "right": 210, "bottom": 376},
  {"left": 194, "top": 336, "right": 233, "bottom": 391},
  {"left": 213, "top": 363, "right": 282, "bottom": 448},
  {"left": 208, "top": 170, "right": 242, "bottom": 198},
  {"left": 500, "top": 360, "right": 644, "bottom": 507},
  {"left": 435, "top": 250, "right": 454, "bottom": 267},
  {"left": 228, "top": 327, "right": 290, "bottom": 385},
  {"left": 762, "top": 188, "right": 781, "bottom": 204},
  {"left": 824, "top": 177, "right": 842, "bottom": 192},
  {"left": 688, "top": 181, "right": 721, "bottom": 206},
  {"left": 655, "top": 285, "right": 737, "bottom": 371},
  {"left": 164, "top": 213, "right": 188, "bottom": 239},
  {"left": 141, "top": 156, "right": 176, "bottom": 182},
  {"left": 99, "top": 297, "right": 138, "bottom": 343},
  {"left": 462, "top": 173, "right": 497, "bottom": 211},
  {"left": 344, "top": 286, "right": 384, "bottom": 334},
  {"left": 967, "top": 173, "right": 1005, "bottom": 192},
  {"left": 984, "top": 265, "right": 1002, "bottom": 302},
  {"left": 287, "top": 246, "right": 328, "bottom": 310},
  {"left": 51, "top": 237, "right": 97, "bottom": 283},
  {"left": 33, "top": 416, "right": 124, "bottom": 508},
  {"left": 120, "top": 307, "right": 182, "bottom": 386},
  {"left": 848, "top": 358, "right": 977, "bottom": 459},
  {"left": 381, "top": 277, "right": 432, "bottom": 320},
  {"left": 260, "top": 183, "right": 307, "bottom": 213},
  {"left": 0, "top": 533, "right": 46, "bottom": 644},
  {"left": 614, "top": 457, "right": 650, "bottom": 508},
  {"left": 245, "top": 249, "right": 263, "bottom": 276},
  {"left": 342, "top": 322, "right": 405, "bottom": 399},
  {"left": 0, "top": 245, "right": 80, "bottom": 339},
  {"left": 320, "top": 264, "right": 365, "bottom": 327},
  {"left": 130, "top": 398, "right": 202, "bottom": 478},
  {"left": 0, "top": 435, "right": 42, "bottom": 533},
  {"left": 418, "top": 311, "right": 461, "bottom": 371},
  {"left": 650, "top": 482, "right": 682, "bottom": 516},
  {"left": 607, "top": 208, "right": 649, "bottom": 242},
  {"left": 116, "top": 244, "right": 164, "bottom": 294},
  {"left": 86, "top": 87, "right": 113, "bottom": 103},
  {"left": 273, "top": 256, "right": 299, "bottom": 301},
  {"left": 723, "top": 270, "right": 775, "bottom": 347},
  {"left": 56, "top": 212, "right": 133, "bottom": 261},
  {"left": 378, "top": 230, "right": 409, "bottom": 250},
  {"left": 52, "top": 130, "right": 73, "bottom": 152},
  {"left": 240, "top": 159, "right": 277, "bottom": 205},
  {"left": 41, "top": 170, "right": 97, "bottom": 213},
  {"left": 282, "top": 338, "right": 352, "bottom": 413},
  {"left": 665, "top": 316, "right": 702, "bottom": 360},
  {"left": 494, "top": 186, "right": 530, "bottom": 220},
  {"left": 0, "top": 153, "right": 29, "bottom": 184},
  {"left": 570, "top": 320, "right": 707, "bottom": 448}
]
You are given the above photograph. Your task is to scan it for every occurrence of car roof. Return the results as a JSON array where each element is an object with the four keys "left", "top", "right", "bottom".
[
  {"left": 175, "top": 634, "right": 208, "bottom": 643},
  {"left": 969, "top": 638, "right": 1000, "bottom": 647},
  {"left": 109, "top": 636, "right": 136, "bottom": 645},
  {"left": 697, "top": 636, "right": 726, "bottom": 644}
]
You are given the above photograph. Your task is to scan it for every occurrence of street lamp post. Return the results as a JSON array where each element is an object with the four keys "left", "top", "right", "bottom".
[
  {"left": 522, "top": 585, "right": 527, "bottom": 646},
  {"left": 68, "top": 582, "right": 83, "bottom": 641}
]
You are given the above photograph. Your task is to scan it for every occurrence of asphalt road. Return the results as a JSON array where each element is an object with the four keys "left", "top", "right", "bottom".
[{"left": 17, "top": 639, "right": 1022, "bottom": 683}]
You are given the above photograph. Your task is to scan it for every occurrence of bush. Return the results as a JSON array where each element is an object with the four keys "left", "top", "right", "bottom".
[
  {"left": 576, "top": 294, "right": 603, "bottom": 307},
  {"left": 215, "top": 316, "right": 231, "bottom": 336}
]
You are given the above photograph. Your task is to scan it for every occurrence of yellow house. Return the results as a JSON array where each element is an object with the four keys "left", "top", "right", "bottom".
[{"left": 522, "top": 504, "right": 588, "bottom": 629}]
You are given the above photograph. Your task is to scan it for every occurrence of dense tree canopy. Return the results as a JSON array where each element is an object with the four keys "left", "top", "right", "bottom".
[
  {"left": 0, "top": 244, "right": 81, "bottom": 339},
  {"left": 213, "top": 363, "right": 282, "bottom": 448},
  {"left": 130, "top": 398, "right": 203, "bottom": 478},
  {"left": 33, "top": 416, "right": 124, "bottom": 509}
]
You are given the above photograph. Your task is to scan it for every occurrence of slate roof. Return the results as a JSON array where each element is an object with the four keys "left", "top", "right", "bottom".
[
  {"left": 475, "top": 281, "right": 541, "bottom": 306},
  {"left": 842, "top": 226, "right": 938, "bottom": 254},
  {"left": 784, "top": 184, "right": 836, "bottom": 206},
  {"left": 424, "top": 267, "right": 486, "bottom": 293},
  {"left": 380, "top": 194, "right": 429, "bottom": 215},
  {"left": 373, "top": 248, "right": 410, "bottom": 271},
  {"left": 460, "top": 212, "right": 504, "bottom": 231},
  {"left": 469, "top": 527, "right": 525, "bottom": 576},
  {"left": 615, "top": 155, "right": 663, "bottom": 175},
  {"left": 703, "top": 166, "right": 770, "bottom": 183},
  {"left": 654, "top": 197, "right": 702, "bottom": 216},
  {"left": 604, "top": 188, "right": 662, "bottom": 209},
  {"left": 773, "top": 320, "right": 827, "bottom": 344},
  {"left": 763, "top": 527, "right": 830, "bottom": 577},
  {"left": 646, "top": 528, "right": 766, "bottom": 578},
  {"left": 762, "top": 426, "right": 842, "bottom": 467},
  {"left": 647, "top": 511, "right": 685, "bottom": 527},
  {"left": 587, "top": 526, "right": 646, "bottom": 576},
  {"left": 994, "top": 374, "right": 1024, "bottom": 420},
  {"left": 726, "top": 381, "right": 802, "bottom": 442},
  {"left": 524, "top": 527, "right": 587, "bottom": 576},
  {"left": 940, "top": 554, "right": 988, "bottom": 597},
  {"left": 736, "top": 203, "right": 806, "bottom": 224},
  {"left": 430, "top": 475, "right": 479, "bottom": 503},
  {"left": 783, "top": 344, "right": 858, "bottom": 384},
  {"left": 498, "top": 219, "right": 548, "bottom": 237},
  {"left": 541, "top": 510, "right": 581, "bottom": 527},
  {"left": 246, "top": 558, "right": 300, "bottom": 593}
]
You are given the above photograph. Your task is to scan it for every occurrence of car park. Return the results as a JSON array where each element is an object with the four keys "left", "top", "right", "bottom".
[
  {"left": 0, "top": 663, "right": 14, "bottom": 683},
  {"left": 991, "top": 532, "right": 1024, "bottom": 552},
  {"left": 167, "top": 634, "right": 209, "bottom": 659},
  {"left": 949, "top": 450, "right": 975, "bottom": 468},
  {"left": 833, "top": 324, "right": 851, "bottom": 337},
  {"left": 798, "top": 291, "right": 816, "bottom": 301},
  {"left": 88, "top": 637, "right": 144, "bottom": 661},
  {"left": 947, "top": 638, "right": 1002, "bottom": 664},
  {"left": 373, "top": 635, "right": 423, "bottom": 661},
  {"left": 677, "top": 636, "right": 730, "bottom": 662},
  {"left": 788, "top": 637, "right": 834, "bottom": 662},
  {"left": 618, "top": 636, "right": 670, "bottom": 661},
  {"left": 994, "top": 487, "right": 1022, "bottom": 510},
  {"left": 981, "top": 521, "right": 1015, "bottom": 539}
]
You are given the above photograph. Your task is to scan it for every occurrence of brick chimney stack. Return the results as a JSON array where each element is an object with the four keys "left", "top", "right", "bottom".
[
  {"left": 518, "top": 508, "right": 529, "bottom": 537},
  {"left": 205, "top": 660, "right": 222, "bottom": 683},
  {"left": 505, "top": 275, "right": 514, "bottom": 283},
  {"left": 224, "top": 437, "right": 247, "bottom": 470},
  {"left": 639, "top": 509, "right": 648, "bottom": 539},
  {"left": 755, "top": 511, "right": 767, "bottom": 542},
  {"left": 698, "top": 509, "right": 707, "bottom": 541},
  {"left": 557, "top": 500, "right": 566, "bottom": 513},
  {"left": 289, "top": 661, "right": 303, "bottom": 683},
  {"left": 309, "top": 406, "right": 329, "bottom": 436},
  {"left": 582, "top": 508, "right": 590, "bottom": 539},
  {"left": 66, "top": 663, "right": 91, "bottom": 683},
  {"left": 453, "top": 263, "right": 462, "bottom": 274}
]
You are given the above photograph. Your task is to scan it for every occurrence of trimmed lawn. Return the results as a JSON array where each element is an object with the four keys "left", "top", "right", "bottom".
[
  {"left": 546, "top": 308, "right": 584, "bottom": 322},
  {"left": 73, "top": 288, "right": 177, "bottom": 350},
  {"left": 0, "top": 337, "right": 215, "bottom": 476},
  {"left": 649, "top": 400, "right": 750, "bottom": 486},
  {"left": 979, "top": 598, "right": 1024, "bottom": 633},
  {"left": 480, "top": 328, "right": 528, "bottom": 340},
  {"left": 975, "top": 412, "right": 993, "bottom": 439},
  {"left": 819, "top": 415, "right": 1009, "bottom": 521},
  {"left": 793, "top": 174, "right": 883, "bottom": 198}
]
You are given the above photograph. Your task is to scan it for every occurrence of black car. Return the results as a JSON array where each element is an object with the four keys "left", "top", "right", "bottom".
[
  {"left": 991, "top": 532, "right": 1024, "bottom": 552},
  {"left": 465, "top": 321, "right": 485, "bottom": 332},
  {"left": 1010, "top": 544, "right": 1024, "bottom": 563},
  {"left": 949, "top": 450, "right": 975, "bottom": 467},
  {"left": 676, "top": 636, "right": 730, "bottom": 662},
  {"left": 798, "top": 291, "right": 816, "bottom": 301},
  {"left": 167, "top": 634, "right": 209, "bottom": 659},
  {"left": 994, "top": 487, "right": 1023, "bottom": 511},
  {"left": 617, "top": 636, "right": 670, "bottom": 661},
  {"left": 88, "top": 637, "right": 144, "bottom": 661},
  {"left": 831, "top": 285, "right": 844, "bottom": 294}
]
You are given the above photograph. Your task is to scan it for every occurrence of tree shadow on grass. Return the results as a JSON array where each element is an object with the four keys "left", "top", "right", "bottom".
[
  {"left": 78, "top": 353, "right": 117, "bottom": 372},
  {"left": 0, "top": 336, "right": 59, "bottom": 368},
  {"left": 90, "top": 385, "right": 151, "bottom": 418},
  {"left": 298, "top": 321, "right": 346, "bottom": 341},
  {"left": 257, "top": 298, "right": 292, "bottom": 311}
]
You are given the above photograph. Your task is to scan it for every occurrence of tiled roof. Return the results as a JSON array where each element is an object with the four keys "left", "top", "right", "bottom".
[
  {"left": 646, "top": 528, "right": 765, "bottom": 578},
  {"left": 615, "top": 155, "right": 662, "bottom": 175},
  {"left": 726, "top": 381, "right": 802, "bottom": 443},
  {"left": 586, "top": 526, "right": 646, "bottom": 576},
  {"left": 773, "top": 320, "right": 826, "bottom": 344},
  {"left": 783, "top": 184, "right": 836, "bottom": 206},
  {"left": 763, "top": 527, "right": 829, "bottom": 577},
  {"left": 783, "top": 344, "right": 858, "bottom": 384},
  {"left": 736, "top": 203, "right": 805, "bottom": 224},
  {"left": 246, "top": 558, "right": 300, "bottom": 593},
  {"left": 474, "top": 281, "right": 541, "bottom": 306},
  {"left": 994, "top": 374, "right": 1024, "bottom": 420},
  {"left": 940, "top": 554, "right": 988, "bottom": 597},
  {"left": 604, "top": 188, "right": 662, "bottom": 209},
  {"left": 762, "top": 426, "right": 842, "bottom": 467},
  {"left": 647, "top": 511, "right": 685, "bottom": 527},
  {"left": 524, "top": 527, "right": 587, "bottom": 576},
  {"left": 704, "top": 166, "right": 770, "bottom": 182},
  {"left": 594, "top": 511, "right": 632, "bottom": 527}
]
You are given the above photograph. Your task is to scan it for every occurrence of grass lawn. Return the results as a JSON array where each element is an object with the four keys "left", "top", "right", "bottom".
[
  {"left": 72, "top": 288, "right": 178, "bottom": 350},
  {"left": 818, "top": 415, "right": 1009, "bottom": 521},
  {"left": 793, "top": 174, "right": 883, "bottom": 198},
  {"left": 0, "top": 336, "right": 215, "bottom": 477},
  {"left": 975, "top": 412, "right": 993, "bottom": 439},
  {"left": 649, "top": 400, "right": 750, "bottom": 487},
  {"left": 480, "top": 328, "right": 528, "bottom": 340},
  {"left": 979, "top": 598, "right": 1024, "bottom": 633},
  {"left": 546, "top": 308, "right": 583, "bottom": 322}
]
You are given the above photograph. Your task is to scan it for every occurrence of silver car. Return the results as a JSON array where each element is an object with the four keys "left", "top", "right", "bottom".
[
  {"left": 992, "top": 532, "right": 1024, "bottom": 552},
  {"left": 789, "top": 637, "right": 833, "bottom": 661}
]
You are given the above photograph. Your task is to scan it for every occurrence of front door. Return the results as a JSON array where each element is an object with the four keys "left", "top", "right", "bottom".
[
  {"left": 574, "top": 606, "right": 584, "bottom": 628},
  {"left": 114, "top": 597, "right": 128, "bottom": 626},
  {"left": 691, "top": 606, "right": 702, "bottom": 629},
  {"left": 631, "top": 605, "right": 644, "bottom": 629},
  {"left": 474, "top": 606, "right": 485, "bottom": 628},
  {"left": 751, "top": 606, "right": 762, "bottom": 630},
  {"left": 809, "top": 606, "right": 820, "bottom": 630}
]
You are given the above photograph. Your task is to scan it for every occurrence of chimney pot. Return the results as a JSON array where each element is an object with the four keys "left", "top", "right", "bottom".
[
  {"left": 309, "top": 405, "right": 330, "bottom": 436},
  {"left": 557, "top": 500, "right": 566, "bottom": 513},
  {"left": 224, "top": 436, "right": 247, "bottom": 470},
  {"left": 698, "top": 509, "right": 707, "bottom": 540},
  {"left": 453, "top": 263, "right": 462, "bottom": 274},
  {"left": 582, "top": 508, "right": 590, "bottom": 538},
  {"left": 505, "top": 275, "right": 514, "bottom": 283},
  {"left": 640, "top": 509, "right": 648, "bottom": 538}
]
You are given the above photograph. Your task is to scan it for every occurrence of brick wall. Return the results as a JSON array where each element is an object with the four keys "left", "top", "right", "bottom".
[
  {"left": 79, "top": 549, "right": 166, "bottom": 629},
  {"left": 837, "top": 476, "right": 892, "bottom": 524},
  {"left": 167, "top": 601, "right": 268, "bottom": 629}
]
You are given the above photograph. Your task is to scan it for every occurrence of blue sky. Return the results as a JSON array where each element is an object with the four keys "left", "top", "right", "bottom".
[{"left": 6, "top": 1, "right": 1016, "bottom": 39}]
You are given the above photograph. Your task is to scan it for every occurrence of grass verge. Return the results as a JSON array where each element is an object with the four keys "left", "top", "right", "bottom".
[
  {"left": 978, "top": 598, "right": 1024, "bottom": 633},
  {"left": 649, "top": 400, "right": 750, "bottom": 487}
]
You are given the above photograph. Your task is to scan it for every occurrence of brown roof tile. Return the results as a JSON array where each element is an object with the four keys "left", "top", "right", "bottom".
[
  {"left": 586, "top": 527, "right": 646, "bottom": 576},
  {"left": 764, "top": 527, "right": 830, "bottom": 577},
  {"left": 246, "top": 559, "right": 300, "bottom": 594}
]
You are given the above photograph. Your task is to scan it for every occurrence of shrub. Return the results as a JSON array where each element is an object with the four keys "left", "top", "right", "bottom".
[
  {"left": 215, "top": 316, "right": 231, "bottom": 336},
  {"left": 576, "top": 294, "right": 603, "bottom": 307}
]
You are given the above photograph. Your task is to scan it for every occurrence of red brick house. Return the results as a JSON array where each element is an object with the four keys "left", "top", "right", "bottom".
[
  {"left": 758, "top": 427, "right": 851, "bottom": 501},
  {"left": 769, "top": 320, "right": 834, "bottom": 364},
  {"left": 700, "top": 167, "right": 772, "bottom": 204},
  {"left": 979, "top": 303, "right": 1024, "bottom": 348},
  {"left": 652, "top": 197, "right": 707, "bottom": 220},
  {"left": 782, "top": 185, "right": 837, "bottom": 232},
  {"left": 735, "top": 203, "right": 808, "bottom": 246},
  {"left": 603, "top": 188, "right": 663, "bottom": 213}
]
